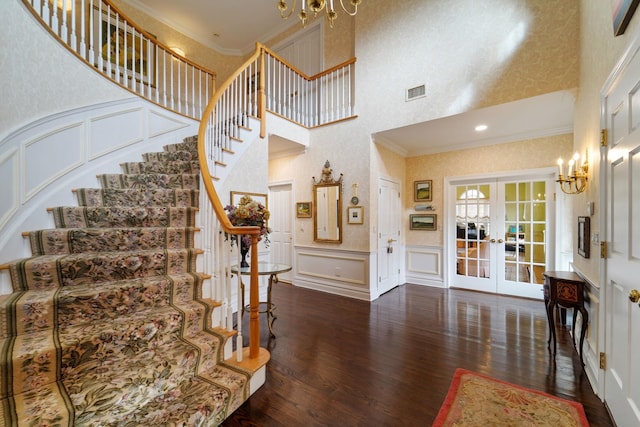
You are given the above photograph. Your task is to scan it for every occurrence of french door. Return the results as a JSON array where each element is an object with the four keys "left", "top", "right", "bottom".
[{"left": 451, "top": 174, "right": 554, "bottom": 299}]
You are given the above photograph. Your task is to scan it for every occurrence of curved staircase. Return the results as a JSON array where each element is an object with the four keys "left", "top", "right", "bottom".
[{"left": 0, "top": 136, "right": 252, "bottom": 425}]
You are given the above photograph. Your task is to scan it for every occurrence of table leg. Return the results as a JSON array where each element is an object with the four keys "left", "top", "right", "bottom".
[
  {"left": 546, "top": 300, "right": 557, "bottom": 357},
  {"left": 578, "top": 307, "right": 588, "bottom": 366},
  {"left": 266, "top": 273, "right": 278, "bottom": 337}
]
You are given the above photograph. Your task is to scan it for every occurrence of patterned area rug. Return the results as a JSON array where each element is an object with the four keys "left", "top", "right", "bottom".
[{"left": 433, "top": 368, "right": 590, "bottom": 426}]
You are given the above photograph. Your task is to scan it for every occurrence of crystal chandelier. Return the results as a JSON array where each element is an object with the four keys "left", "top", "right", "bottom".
[
  {"left": 556, "top": 152, "right": 589, "bottom": 195},
  {"left": 277, "top": 0, "right": 362, "bottom": 27}
]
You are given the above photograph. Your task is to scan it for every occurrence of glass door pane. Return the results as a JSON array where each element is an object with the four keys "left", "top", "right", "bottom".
[
  {"left": 454, "top": 183, "right": 495, "bottom": 293},
  {"left": 498, "top": 179, "right": 548, "bottom": 298}
]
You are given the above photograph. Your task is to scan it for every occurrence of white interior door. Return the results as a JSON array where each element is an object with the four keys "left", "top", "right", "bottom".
[
  {"left": 451, "top": 175, "right": 553, "bottom": 299},
  {"left": 378, "top": 177, "right": 401, "bottom": 295},
  {"left": 268, "top": 183, "right": 293, "bottom": 282},
  {"left": 602, "top": 39, "right": 640, "bottom": 426}
]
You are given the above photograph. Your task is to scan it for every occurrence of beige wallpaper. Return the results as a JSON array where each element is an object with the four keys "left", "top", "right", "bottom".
[
  {"left": 355, "top": 0, "right": 579, "bottom": 135},
  {"left": 572, "top": 1, "right": 640, "bottom": 284},
  {"left": 1, "top": 1, "right": 130, "bottom": 142},
  {"left": 403, "top": 134, "right": 573, "bottom": 246}
]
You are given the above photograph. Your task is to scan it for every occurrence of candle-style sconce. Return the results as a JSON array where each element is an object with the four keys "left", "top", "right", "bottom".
[{"left": 557, "top": 152, "right": 589, "bottom": 195}]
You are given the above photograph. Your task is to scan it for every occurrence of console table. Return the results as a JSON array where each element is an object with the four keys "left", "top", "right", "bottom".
[
  {"left": 231, "top": 262, "right": 292, "bottom": 337},
  {"left": 543, "top": 271, "right": 588, "bottom": 366}
]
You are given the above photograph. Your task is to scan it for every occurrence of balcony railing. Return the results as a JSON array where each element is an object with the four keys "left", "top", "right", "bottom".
[{"left": 22, "top": 0, "right": 215, "bottom": 120}]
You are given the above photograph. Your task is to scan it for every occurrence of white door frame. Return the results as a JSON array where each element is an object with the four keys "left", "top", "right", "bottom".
[
  {"left": 377, "top": 176, "right": 402, "bottom": 297},
  {"left": 268, "top": 179, "right": 295, "bottom": 282},
  {"left": 444, "top": 167, "right": 559, "bottom": 291}
]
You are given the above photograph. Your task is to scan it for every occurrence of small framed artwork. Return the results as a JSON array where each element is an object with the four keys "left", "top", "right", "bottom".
[
  {"left": 414, "top": 180, "right": 432, "bottom": 202},
  {"left": 230, "top": 191, "right": 268, "bottom": 208},
  {"left": 296, "top": 202, "right": 312, "bottom": 218},
  {"left": 578, "top": 216, "right": 590, "bottom": 258},
  {"left": 347, "top": 206, "right": 364, "bottom": 224},
  {"left": 410, "top": 214, "right": 437, "bottom": 231},
  {"left": 612, "top": 0, "right": 640, "bottom": 36}
]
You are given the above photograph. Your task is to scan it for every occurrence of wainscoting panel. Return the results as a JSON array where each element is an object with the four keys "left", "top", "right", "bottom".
[
  {"left": 294, "top": 246, "right": 371, "bottom": 300},
  {"left": 574, "top": 269, "right": 602, "bottom": 398},
  {"left": 24, "top": 122, "right": 84, "bottom": 201},
  {"left": 405, "top": 245, "right": 444, "bottom": 287},
  {"left": 149, "top": 109, "right": 191, "bottom": 138},
  {"left": 89, "top": 108, "right": 144, "bottom": 160}
]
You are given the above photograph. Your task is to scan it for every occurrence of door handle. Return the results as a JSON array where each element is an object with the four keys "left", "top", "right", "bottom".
[
  {"left": 490, "top": 239, "right": 496, "bottom": 243},
  {"left": 629, "top": 289, "right": 640, "bottom": 303},
  {"left": 490, "top": 239, "right": 504, "bottom": 243},
  {"left": 497, "top": 239, "right": 504, "bottom": 243},
  {"left": 388, "top": 238, "right": 397, "bottom": 244}
]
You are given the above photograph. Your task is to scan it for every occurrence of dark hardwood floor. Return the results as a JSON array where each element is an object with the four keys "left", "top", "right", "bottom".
[{"left": 222, "top": 284, "right": 613, "bottom": 426}]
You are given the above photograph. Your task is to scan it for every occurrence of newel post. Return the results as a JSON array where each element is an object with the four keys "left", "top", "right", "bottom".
[{"left": 249, "top": 234, "right": 260, "bottom": 358}]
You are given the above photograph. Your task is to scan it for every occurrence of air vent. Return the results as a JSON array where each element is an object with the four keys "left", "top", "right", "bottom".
[{"left": 406, "top": 84, "right": 426, "bottom": 101}]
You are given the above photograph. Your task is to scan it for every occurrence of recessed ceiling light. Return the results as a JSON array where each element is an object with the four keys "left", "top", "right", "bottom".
[{"left": 475, "top": 124, "right": 488, "bottom": 132}]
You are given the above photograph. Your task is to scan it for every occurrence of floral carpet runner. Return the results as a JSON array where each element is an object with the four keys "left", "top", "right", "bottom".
[
  {"left": 0, "top": 137, "right": 251, "bottom": 425},
  {"left": 433, "top": 368, "right": 590, "bottom": 426}
]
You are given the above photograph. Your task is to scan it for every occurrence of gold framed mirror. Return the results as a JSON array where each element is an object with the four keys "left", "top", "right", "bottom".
[{"left": 313, "top": 161, "right": 343, "bottom": 243}]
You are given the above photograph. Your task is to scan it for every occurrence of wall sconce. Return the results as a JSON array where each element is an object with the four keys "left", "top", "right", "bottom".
[{"left": 557, "top": 152, "right": 589, "bottom": 194}]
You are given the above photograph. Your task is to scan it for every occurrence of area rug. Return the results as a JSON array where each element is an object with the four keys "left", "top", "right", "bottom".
[{"left": 433, "top": 368, "right": 589, "bottom": 426}]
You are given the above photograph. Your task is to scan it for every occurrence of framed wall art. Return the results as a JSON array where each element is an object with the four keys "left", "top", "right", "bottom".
[
  {"left": 410, "top": 214, "right": 437, "bottom": 231},
  {"left": 347, "top": 206, "right": 364, "bottom": 224},
  {"left": 612, "top": 0, "right": 640, "bottom": 36},
  {"left": 230, "top": 191, "right": 268, "bottom": 208},
  {"left": 296, "top": 202, "right": 312, "bottom": 218},
  {"left": 414, "top": 180, "right": 432, "bottom": 202},
  {"left": 578, "top": 216, "right": 590, "bottom": 258}
]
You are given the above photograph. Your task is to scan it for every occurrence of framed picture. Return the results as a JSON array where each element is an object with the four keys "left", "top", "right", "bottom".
[
  {"left": 414, "top": 180, "right": 432, "bottom": 202},
  {"left": 410, "top": 214, "right": 437, "bottom": 231},
  {"left": 578, "top": 216, "right": 590, "bottom": 258},
  {"left": 612, "top": 0, "right": 640, "bottom": 36},
  {"left": 230, "top": 191, "right": 268, "bottom": 208},
  {"left": 92, "top": 6, "right": 156, "bottom": 85},
  {"left": 347, "top": 206, "right": 364, "bottom": 224},
  {"left": 296, "top": 202, "right": 312, "bottom": 218}
]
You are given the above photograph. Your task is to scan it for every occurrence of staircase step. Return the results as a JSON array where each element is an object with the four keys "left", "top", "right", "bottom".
[
  {"left": 8, "top": 249, "right": 201, "bottom": 291},
  {"left": 142, "top": 150, "right": 196, "bottom": 163},
  {"left": 74, "top": 188, "right": 199, "bottom": 208},
  {"left": 48, "top": 206, "right": 198, "bottom": 228},
  {"left": 121, "top": 160, "right": 200, "bottom": 175},
  {"left": 2, "top": 305, "right": 201, "bottom": 399},
  {"left": 164, "top": 138, "right": 197, "bottom": 153},
  {"left": 26, "top": 227, "right": 198, "bottom": 255},
  {"left": 97, "top": 173, "right": 200, "bottom": 190},
  {"left": 71, "top": 373, "right": 239, "bottom": 426}
]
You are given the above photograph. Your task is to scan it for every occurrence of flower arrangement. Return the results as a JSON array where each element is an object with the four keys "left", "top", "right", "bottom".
[{"left": 225, "top": 195, "right": 271, "bottom": 251}]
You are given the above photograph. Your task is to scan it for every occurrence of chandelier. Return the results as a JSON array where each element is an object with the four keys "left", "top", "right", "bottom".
[
  {"left": 277, "top": 0, "right": 362, "bottom": 27},
  {"left": 556, "top": 152, "right": 589, "bottom": 195}
]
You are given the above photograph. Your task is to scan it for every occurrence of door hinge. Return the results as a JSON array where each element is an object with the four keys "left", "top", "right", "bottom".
[
  {"left": 600, "top": 352, "right": 606, "bottom": 370},
  {"left": 600, "top": 241, "right": 608, "bottom": 258},
  {"left": 601, "top": 128, "right": 608, "bottom": 147}
]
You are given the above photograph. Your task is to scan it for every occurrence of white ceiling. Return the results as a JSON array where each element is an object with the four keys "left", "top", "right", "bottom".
[
  {"left": 122, "top": 1, "right": 575, "bottom": 157},
  {"left": 373, "top": 90, "right": 575, "bottom": 157}
]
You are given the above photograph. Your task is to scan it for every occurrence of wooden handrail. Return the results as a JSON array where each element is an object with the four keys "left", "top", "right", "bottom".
[{"left": 197, "top": 44, "right": 265, "bottom": 359}]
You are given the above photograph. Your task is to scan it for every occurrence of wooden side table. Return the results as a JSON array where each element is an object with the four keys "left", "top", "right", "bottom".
[
  {"left": 543, "top": 271, "right": 588, "bottom": 365},
  {"left": 232, "top": 262, "right": 292, "bottom": 337}
]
